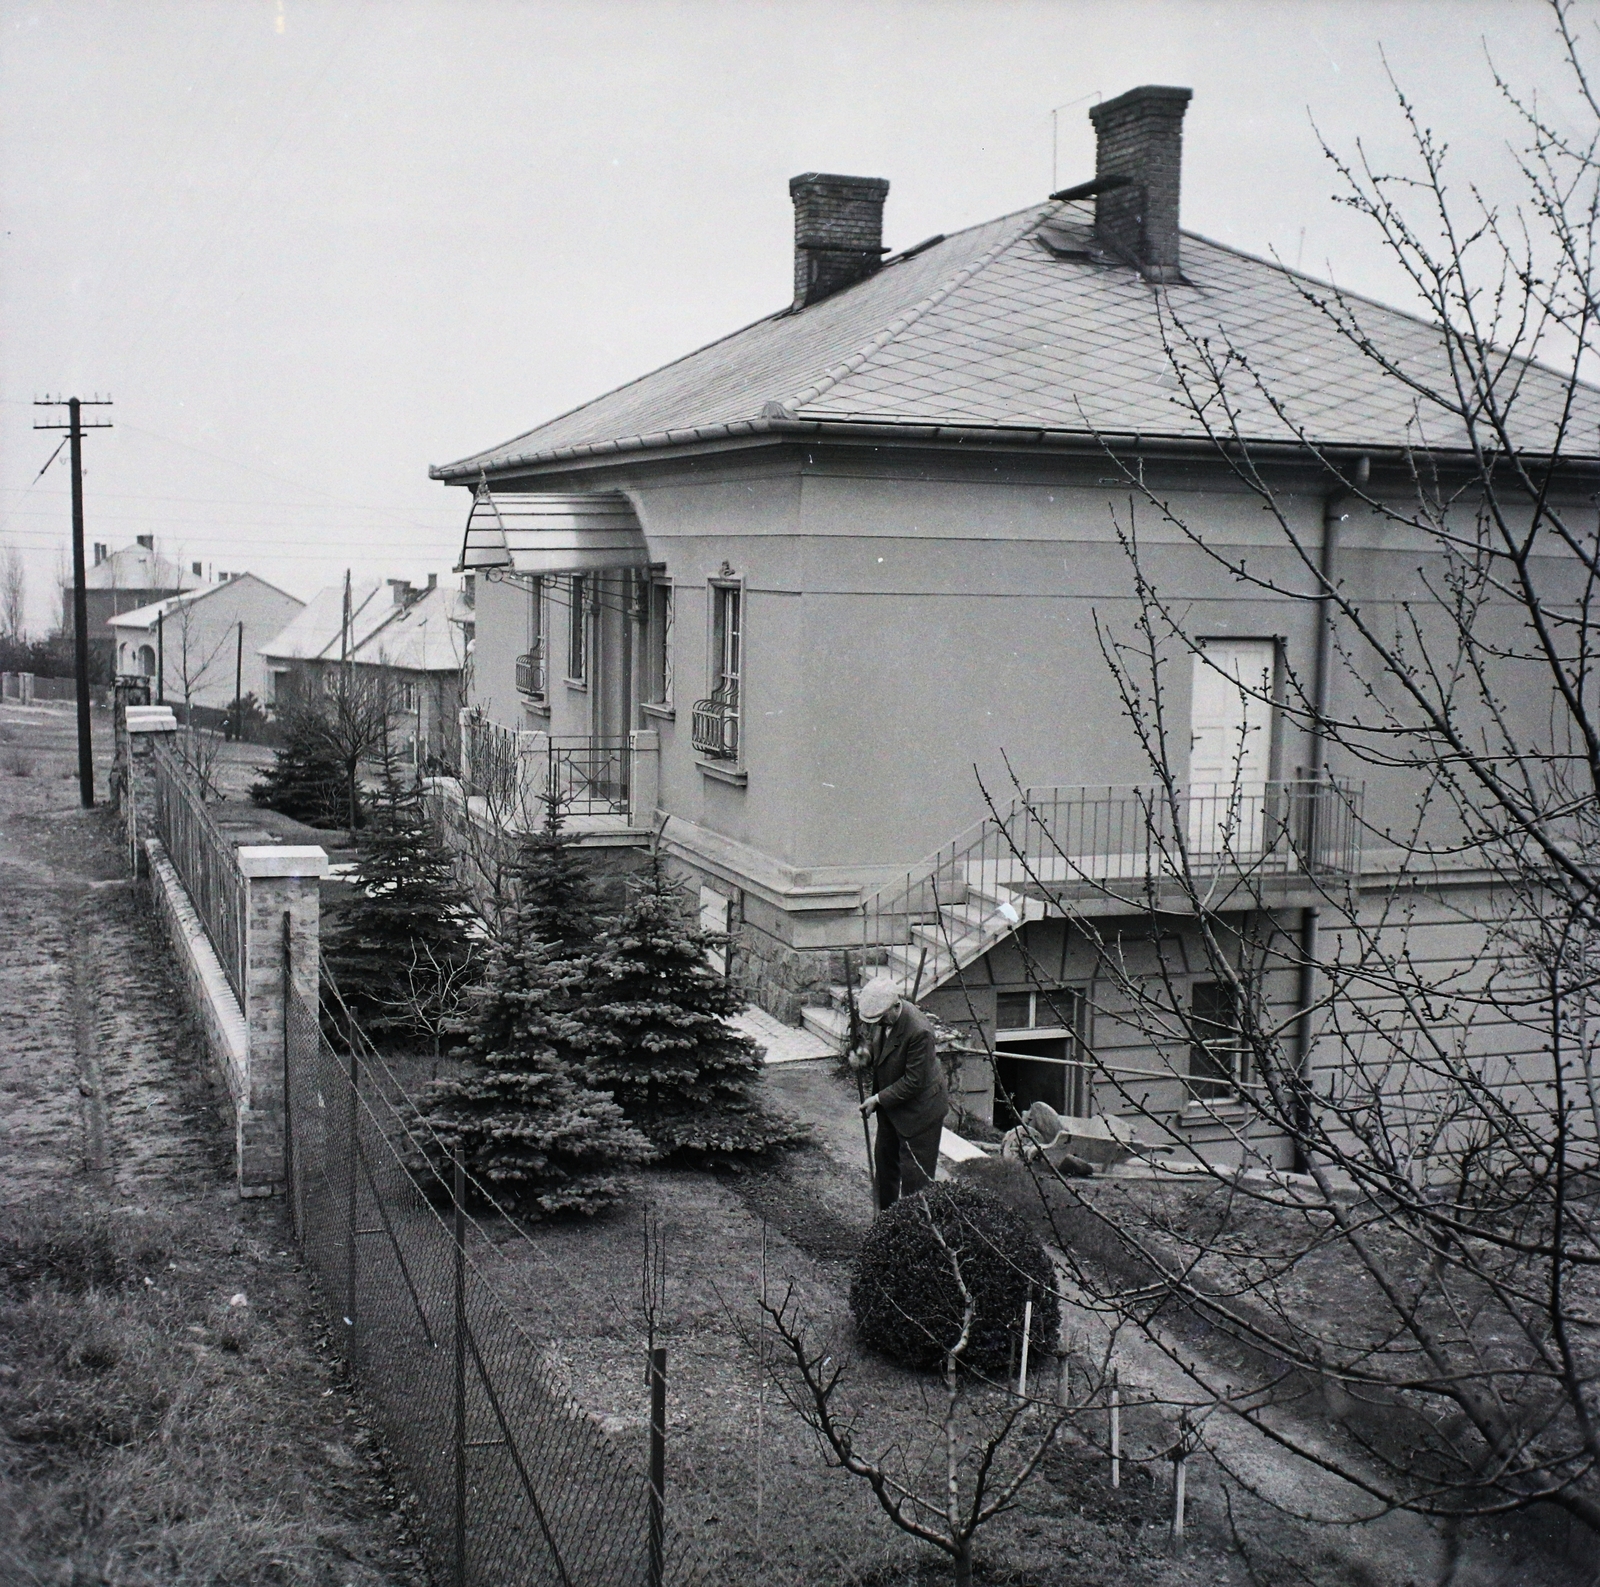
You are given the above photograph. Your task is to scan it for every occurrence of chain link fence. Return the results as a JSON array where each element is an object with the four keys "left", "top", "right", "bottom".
[{"left": 283, "top": 982, "right": 716, "bottom": 1587}]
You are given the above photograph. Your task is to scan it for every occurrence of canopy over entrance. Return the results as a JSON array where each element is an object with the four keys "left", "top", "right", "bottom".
[{"left": 458, "top": 487, "right": 650, "bottom": 574}]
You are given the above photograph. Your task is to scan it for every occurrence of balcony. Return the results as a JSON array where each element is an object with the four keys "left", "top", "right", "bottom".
[
  {"left": 691, "top": 682, "right": 739, "bottom": 762},
  {"left": 457, "top": 709, "right": 656, "bottom": 832},
  {"left": 861, "top": 778, "right": 1364, "bottom": 993}
]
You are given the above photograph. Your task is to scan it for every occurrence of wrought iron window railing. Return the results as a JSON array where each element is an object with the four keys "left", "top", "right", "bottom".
[
  {"left": 691, "top": 682, "right": 739, "bottom": 762},
  {"left": 514, "top": 643, "right": 546, "bottom": 699}
]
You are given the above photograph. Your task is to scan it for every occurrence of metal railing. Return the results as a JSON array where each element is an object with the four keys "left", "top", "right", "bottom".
[
  {"left": 516, "top": 643, "right": 547, "bottom": 699},
  {"left": 860, "top": 778, "right": 1363, "bottom": 988},
  {"left": 462, "top": 709, "right": 523, "bottom": 812},
  {"left": 284, "top": 984, "right": 713, "bottom": 1586},
  {"left": 690, "top": 683, "right": 739, "bottom": 762},
  {"left": 151, "top": 736, "right": 248, "bottom": 1005},
  {"left": 549, "top": 735, "right": 631, "bottom": 817}
]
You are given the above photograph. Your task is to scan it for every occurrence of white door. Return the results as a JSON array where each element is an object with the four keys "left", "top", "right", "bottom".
[{"left": 1187, "top": 640, "right": 1275, "bottom": 858}]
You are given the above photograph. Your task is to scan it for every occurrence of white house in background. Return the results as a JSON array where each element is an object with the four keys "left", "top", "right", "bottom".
[
  {"left": 258, "top": 576, "right": 469, "bottom": 767},
  {"left": 110, "top": 573, "right": 304, "bottom": 711}
]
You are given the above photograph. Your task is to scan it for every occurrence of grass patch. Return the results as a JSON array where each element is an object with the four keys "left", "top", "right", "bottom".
[
  {"left": 0, "top": 1198, "right": 419, "bottom": 1586},
  {"left": 1, "top": 743, "right": 37, "bottom": 776}
]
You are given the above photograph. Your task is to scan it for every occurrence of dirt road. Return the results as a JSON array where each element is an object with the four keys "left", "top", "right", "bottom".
[{"left": 0, "top": 702, "right": 425, "bottom": 1585}]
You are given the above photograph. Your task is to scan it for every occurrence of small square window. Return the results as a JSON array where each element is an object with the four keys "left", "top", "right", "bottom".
[{"left": 1190, "top": 980, "right": 1248, "bottom": 1099}]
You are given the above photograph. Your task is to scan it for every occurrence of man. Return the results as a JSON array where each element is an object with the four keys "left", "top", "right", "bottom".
[{"left": 851, "top": 976, "right": 949, "bottom": 1209}]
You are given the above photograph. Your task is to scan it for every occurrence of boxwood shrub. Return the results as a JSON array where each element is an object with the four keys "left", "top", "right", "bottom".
[{"left": 848, "top": 1181, "right": 1059, "bottom": 1373}]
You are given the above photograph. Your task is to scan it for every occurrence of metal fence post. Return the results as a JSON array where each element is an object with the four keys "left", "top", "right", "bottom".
[
  {"left": 648, "top": 1346, "right": 666, "bottom": 1587},
  {"left": 345, "top": 1047, "right": 358, "bottom": 1329},
  {"left": 453, "top": 1154, "right": 468, "bottom": 1587},
  {"left": 281, "top": 912, "right": 294, "bottom": 1240}
]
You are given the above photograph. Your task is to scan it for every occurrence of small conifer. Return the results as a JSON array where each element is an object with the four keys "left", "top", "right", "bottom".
[
  {"left": 414, "top": 801, "right": 652, "bottom": 1214},
  {"left": 324, "top": 736, "right": 477, "bottom": 1045},
  {"left": 250, "top": 706, "right": 348, "bottom": 829},
  {"left": 572, "top": 852, "right": 805, "bottom": 1163}
]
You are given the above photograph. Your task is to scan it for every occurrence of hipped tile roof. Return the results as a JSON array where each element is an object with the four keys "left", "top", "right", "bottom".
[{"left": 432, "top": 201, "right": 1600, "bottom": 480}]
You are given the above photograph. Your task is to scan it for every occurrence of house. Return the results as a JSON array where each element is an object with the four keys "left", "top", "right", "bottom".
[
  {"left": 259, "top": 576, "right": 469, "bottom": 769},
  {"left": 429, "top": 86, "right": 1597, "bottom": 1160},
  {"left": 67, "top": 536, "right": 197, "bottom": 680},
  {"left": 109, "top": 572, "right": 304, "bottom": 714}
]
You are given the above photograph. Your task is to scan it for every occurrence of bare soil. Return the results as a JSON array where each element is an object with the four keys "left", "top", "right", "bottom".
[{"left": 0, "top": 702, "right": 425, "bottom": 1585}]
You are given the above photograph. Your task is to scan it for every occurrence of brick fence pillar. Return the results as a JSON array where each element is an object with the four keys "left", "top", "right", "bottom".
[
  {"left": 629, "top": 729, "right": 660, "bottom": 828},
  {"left": 122, "top": 706, "right": 178, "bottom": 876},
  {"left": 236, "top": 846, "right": 327, "bottom": 1197}
]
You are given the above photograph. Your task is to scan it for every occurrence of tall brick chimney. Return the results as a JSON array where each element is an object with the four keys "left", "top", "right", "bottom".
[
  {"left": 1087, "top": 85, "right": 1192, "bottom": 282},
  {"left": 789, "top": 173, "right": 889, "bottom": 309}
]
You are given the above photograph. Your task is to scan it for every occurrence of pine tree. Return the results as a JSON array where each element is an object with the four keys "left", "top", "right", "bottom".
[
  {"left": 572, "top": 852, "right": 805, "bottom": 1163},
  {"left": 250, "top": 706, "right": 348, "bottom": 829},
  {"left": 412, "top": 800, "right": 652, "bottom": 1215},
  {"left": 323, "top": 737, "right": 477, "bottom": 1047}
]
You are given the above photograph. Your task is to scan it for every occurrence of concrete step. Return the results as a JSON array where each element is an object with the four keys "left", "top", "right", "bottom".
[{"left": 799, "top": 1002, "right": 850, "bottom": 1049}]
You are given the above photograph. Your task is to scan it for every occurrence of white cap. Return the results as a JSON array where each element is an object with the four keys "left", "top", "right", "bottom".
[{"left": 858, "top": 977, "right": 900, "bottom": 1021}]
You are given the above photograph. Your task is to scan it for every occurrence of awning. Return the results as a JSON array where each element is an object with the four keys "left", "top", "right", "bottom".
[{"left": 458, "top": 487, "right": 650, "bottom": 575}]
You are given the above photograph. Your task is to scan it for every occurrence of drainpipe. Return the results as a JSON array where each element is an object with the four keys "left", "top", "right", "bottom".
[{"left": 1291, "top": 455, "right": 1367, "bottom": 1172}]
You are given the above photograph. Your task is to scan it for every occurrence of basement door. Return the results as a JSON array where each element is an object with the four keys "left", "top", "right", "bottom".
[{"left": 1187, "top": 639, "right": 1275, "bottom": 858}]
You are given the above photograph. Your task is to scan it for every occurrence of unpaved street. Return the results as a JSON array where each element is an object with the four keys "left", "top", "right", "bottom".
[{"left": 0, "top": 703, "right": 425, "bottom": 1585}]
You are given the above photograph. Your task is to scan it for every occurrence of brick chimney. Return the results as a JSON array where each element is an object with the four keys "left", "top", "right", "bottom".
[
  {"left": 789, "top": 173, "right": 890, "bottom": 309},
  {"left": 1087, "top": 85, "right": 1192, "bottom": 282}
]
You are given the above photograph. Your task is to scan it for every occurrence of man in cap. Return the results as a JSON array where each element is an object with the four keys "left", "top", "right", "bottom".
[{"left": 851, "top": 977, "right": 948, "bottom": 1209}]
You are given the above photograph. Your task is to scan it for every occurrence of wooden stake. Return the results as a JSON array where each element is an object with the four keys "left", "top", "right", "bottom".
[
  {"left": 1110, "top": 1369, "right": 1121, "bottom": 1489},
  {"left": 1018, "top": 1295, "right": 1033, "bottom": 1397}
]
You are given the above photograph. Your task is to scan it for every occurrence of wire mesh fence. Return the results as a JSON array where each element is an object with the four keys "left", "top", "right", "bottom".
[{"left": 283, "top": 982, "right": 717, "bottom": 1587}]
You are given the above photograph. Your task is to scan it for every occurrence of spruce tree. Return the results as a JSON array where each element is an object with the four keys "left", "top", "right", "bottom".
[
  {"left": 250, "top": 706, "right": 347, "bottom": 828},
  {"left": 413, "top": 800, "right": 652, "bottom": 1215},
  {"left": 572, "top": 852, "right": 805, "bottom": 1163},
  {"left": 323, "top": 737, "right": 477, "bottom": 1046}
]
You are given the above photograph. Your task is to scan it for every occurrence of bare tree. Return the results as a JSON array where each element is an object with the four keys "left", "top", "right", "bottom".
[
  {"left": 758, "top": 1204, "right": 1071, "bottom": 1587},
  {"left": 1, "top": 543, "right": 25, "bottom": 643},
  {"left": 973, "top": 5, "right": 1600, "bottom": 1535},
  {"left": 318, "top": 663, "right": 396, "bottom": 831}
]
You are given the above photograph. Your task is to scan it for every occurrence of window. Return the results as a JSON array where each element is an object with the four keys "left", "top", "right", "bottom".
[
  {"left": 993, "top": 986, "right": 1089, "bottom": 1125},
  {"left": 646, "top": 579, "right": 674, "bottom": 707},
  {"left": 396, "top": 679, "right": 419, "bottom": 715},
  {"left": 566, "top": 575, "right": 588, "bottom": 684},
  {"left": 322, "top": 668, "right": 339, "bottom": 698},
  {"left": 692, "top": 582, "right": 742, "bottom": 761},
  {"left": 1189, "top": 979, "right": 1249, "bottom": 1100},
  {"left": 266, "top": 667, "right": 286, "bottom": 705},
  {"left": 517, "top": 577, "right": 547, "bottom": 698}
]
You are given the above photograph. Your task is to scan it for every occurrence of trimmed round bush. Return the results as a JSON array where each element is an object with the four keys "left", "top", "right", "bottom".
[{"left": 849, "top": 1182, "right": 1060, "bottom": 1373}]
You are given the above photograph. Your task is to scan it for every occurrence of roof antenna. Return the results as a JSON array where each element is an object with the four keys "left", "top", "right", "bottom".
[{"left": 1050, "top": 91, "right": 1101, "bottom": 193}]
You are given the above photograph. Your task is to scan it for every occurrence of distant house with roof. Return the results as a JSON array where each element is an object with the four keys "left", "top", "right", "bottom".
[
  {"left": 428, "top": 86, "right": 1599, "bottom": 1158},
  {"left": 108, "top": 573, "right": 304, "bottom": 714},
  {"left": 259, "top": 576, "right": 469, "bottom": 769},
  {"left": 66, "top": 537, "right": 198, "bottom": 679}
]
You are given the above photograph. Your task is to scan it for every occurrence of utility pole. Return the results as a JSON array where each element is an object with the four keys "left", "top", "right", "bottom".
[
  {"left": 34, "top": 395, "right": 113, "bottom": 808},
  {"left": 234, "top": 620, "right": 245, "bottom": 742}
]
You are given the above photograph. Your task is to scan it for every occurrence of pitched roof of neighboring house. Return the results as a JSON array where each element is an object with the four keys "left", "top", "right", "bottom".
[
  {"left": 106, "top": 573, "right": 303, "bottom": 633},
  {"left": 347, "top": 584, "right": 469, "bottom": 672},
  {"left": 257, "top": 581, "right": 392, "bottom": 662},
  {"left": 79, "top": 543, "right": 197, "bottom": 592},
  {"left": 432, "top": 201, "right": 1600, "bottom": 480},
  {"left": 257, "top": 580, "right": 466, "bottom": 673}
]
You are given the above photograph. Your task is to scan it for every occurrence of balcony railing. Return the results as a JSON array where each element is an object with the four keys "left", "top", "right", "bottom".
[
  {"left": 548, "top": 736, "right": 631, "bottom": 817},
  {"left": 860, "top": 778, "right": 1364, "bottom": 991},
  {"left": 691, "top": 682, "right": 739, "bottom": 761},
  {"left": 515, "top": 643, "right": 546, "bottom": 699}
]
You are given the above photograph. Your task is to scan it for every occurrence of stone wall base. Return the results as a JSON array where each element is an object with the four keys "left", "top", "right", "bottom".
[{"left": 144, "top": 838, "right": 272, "bottom": 1196}]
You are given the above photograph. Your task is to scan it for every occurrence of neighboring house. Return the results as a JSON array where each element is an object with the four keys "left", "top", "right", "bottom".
[
  {"left": 429, "top": 86, "right": 1597, "bottom": 1158},
  {"left": 108, "top": 573, "right": 305, "bottom": 712},
  {"left": 66, "top": 536, "right": 197, "bottom": 680},
  {"left": 259, "top": 577, "right": 468, "bottom": 768}
]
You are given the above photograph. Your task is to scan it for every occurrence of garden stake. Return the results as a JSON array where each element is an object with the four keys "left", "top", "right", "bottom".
[
  {"left": 647, "top": 1346, "right": 667, "bottom": 1587},
  {"left": 1110, "top": 1369, "right": 1121, "bottom": 1489},
  {"left": 842, "top": 951, "right": 876, "bottom": 1208},
  {"left": 1172, "top": 1449, "right": 1187, "bottom": 1542},
  {"left": 1018, "top": 1292, "right": 1033, "bottom": 1397}
]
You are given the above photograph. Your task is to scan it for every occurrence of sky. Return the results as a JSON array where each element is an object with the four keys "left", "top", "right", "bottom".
[{"left": 0, "top": 0, "right": 1585, "bottom": 634}]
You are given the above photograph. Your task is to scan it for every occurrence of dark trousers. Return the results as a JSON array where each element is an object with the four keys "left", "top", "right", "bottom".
[{"left": 873, "top": 1112, "right": 944, "bottom": 1210}]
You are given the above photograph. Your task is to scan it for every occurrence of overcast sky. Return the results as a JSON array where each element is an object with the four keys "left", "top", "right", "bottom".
[{"left": 0, "top": 0, "right": 1582, "bottom": 632}]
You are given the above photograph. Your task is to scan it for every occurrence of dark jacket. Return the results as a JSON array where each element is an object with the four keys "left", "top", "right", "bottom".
[{"left": 869, "top": 1000, "right": 948, "bottom": 1137}]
